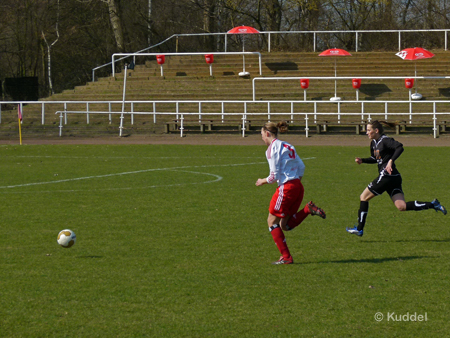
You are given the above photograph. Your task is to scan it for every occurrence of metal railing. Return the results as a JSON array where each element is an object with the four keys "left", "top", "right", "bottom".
[
  {"left": 27, "top": 98, "right": 449, "bottom": 139},
  {"left": 92, "top": 29, "right": 450, "bottom": 81},
  {"left": 2, "top": 98, "right": 449, "bottom": 139},
  {"left": 111, "top": 52, "right": 262, "bottom": 77}
]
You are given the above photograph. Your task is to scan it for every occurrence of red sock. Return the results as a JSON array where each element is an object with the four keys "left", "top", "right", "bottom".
[
  {"left": 269, "top": 225, "right": 291, "bottom": 259},
  {"left": 286, "top": 205, "right": 309, "bottom": 230}
]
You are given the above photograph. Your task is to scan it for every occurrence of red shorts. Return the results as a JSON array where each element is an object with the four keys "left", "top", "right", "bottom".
[{"left": 269, "top": 179, "right": 304, "bottom": 218}]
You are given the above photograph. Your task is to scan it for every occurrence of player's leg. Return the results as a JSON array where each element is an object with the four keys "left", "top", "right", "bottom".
[
  {"left": 392, "top": 193, "right": 407, "bottom": 211},
  {"left": 267, "top": 186, "right": 293, "bottom": 264},
  {"left": 267, "top": 213, "right": 293, "bottom": 264},
  {"left": 390, "top": 177, "right": 446, "bottom": 214},
  {"left": 402, "top": 198, "right": 447, "bottom": 214},
  {"left": 347, "top": 187, "right": 376, "bottom": 236},
  {"left": 285, "top": 201, "right": 326, "bottom": 231},
  {"left": 284, "top": 181, "right": 326, "bottom": 231}
]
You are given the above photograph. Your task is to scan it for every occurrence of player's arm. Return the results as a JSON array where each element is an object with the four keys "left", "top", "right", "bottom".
[
  {"left": 255, "top": 177, "right": 268, "bottom": 186},
  {"left": 385, "top": 139, "right": 404, "bottom": 174},
  {"left": 358, "top": 145, "right": 377, "bottom": 164},
  {"left": 355, "top": 147, "right": 377, "bottom": 164},
  {"left": 266, "top": 145, "right": 279, "bottom": 184},
  {"left": 389, "top": 139, "right": 404, "bottom": 162},
  {"left": 256, "top": 145, "right": 278, "bottom": 186}
]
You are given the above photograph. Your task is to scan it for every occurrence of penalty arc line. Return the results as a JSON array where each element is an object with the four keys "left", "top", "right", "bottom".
[{"left": 0, "top": 158, "right": 316, "bottom": 190}]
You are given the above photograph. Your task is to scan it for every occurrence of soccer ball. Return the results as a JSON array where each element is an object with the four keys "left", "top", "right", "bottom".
[{"left": 57, "top": 229, "right": 76, "bottom": 248}]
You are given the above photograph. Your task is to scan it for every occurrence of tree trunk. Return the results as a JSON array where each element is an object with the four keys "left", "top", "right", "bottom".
[
  {"left": 148, "top": 0, "right": 152, "bottom": 46},
  {"left": 105, "top": 0, "right": 124, "bottom": 51}
]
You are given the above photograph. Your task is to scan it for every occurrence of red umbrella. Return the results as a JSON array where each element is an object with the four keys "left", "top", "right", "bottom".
[
  {"left": 396, "top": 47, "right": 435, "bottom": 97},
  {"left": 228, "top": 26, "right": 260, "bottom": 76},
  {"left": 319, "top": 48, "right": 352, "bottom": 99},
  {"left": 227, "top": 26, "right": 260, "bottom": 35},
  {"left": 395, "top": 47, "right": 435, "bottom": 61}
]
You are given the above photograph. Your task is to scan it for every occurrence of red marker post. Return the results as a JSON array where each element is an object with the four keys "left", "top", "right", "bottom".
[
  {"left": 352, "top": 78, "right": 362, "bottom": 101},
  {"left": 156, "top": 55, "right": 165, "bottom": 77},
  {"left": 205, "top": 54, "right": 214, "bottom": 77},
  {"left": 300, "top": 79, "right": 309, "bottom": 101}
]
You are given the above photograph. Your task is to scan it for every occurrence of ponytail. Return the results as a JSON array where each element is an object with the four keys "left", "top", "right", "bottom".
[
  {"left": 263, "top": 121, "right": 289, "bottom": 136},
  {"left": 368, "top": 120, "right": 396, "bottom": 134}
]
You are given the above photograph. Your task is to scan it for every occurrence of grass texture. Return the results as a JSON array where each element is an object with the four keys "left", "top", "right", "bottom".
[{"left": 0, "top": 144, "right": 449, "bottom": 337}]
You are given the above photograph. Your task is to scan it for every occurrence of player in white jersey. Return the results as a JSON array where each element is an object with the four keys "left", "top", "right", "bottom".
[{"left": 255, "top": 121, "right": 326, "bottom": 265}]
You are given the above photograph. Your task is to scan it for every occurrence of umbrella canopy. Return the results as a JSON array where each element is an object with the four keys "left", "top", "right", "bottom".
[
  {"left": 227, "top": 26, "right": 260, "bottom": 76},
  {"left": 395, "top": 47, "right": 435, "bottom": 61},
  {"left": 319, "top": 48, "right": 352, "bottom": 57},
  {"left": 227, "top": 26, "right": 260, "bottom": 34},
  {"left": 396, "top": 47, "right": 435, "bottom": 97},
  {"left": 319, "top": 48, "right": 352, "bottom": 99}
]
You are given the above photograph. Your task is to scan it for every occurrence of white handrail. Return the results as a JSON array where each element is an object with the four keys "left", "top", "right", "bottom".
[
  {"left": 49, "top": 98, "right": 450, "bottom": 139},
  {"left": 111, "top": 52, "right": 262, "bottom": 77},
  {"left": 92, "top": 29, "right": 450, "bottom": 80}
]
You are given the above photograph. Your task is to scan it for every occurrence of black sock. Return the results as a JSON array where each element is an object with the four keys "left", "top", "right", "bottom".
[
  {"left": 406, "top": 201, "right": 433, "bottom": 211},
  {"left": 357, "top": 201, "right": 369, "bottom": 231}
]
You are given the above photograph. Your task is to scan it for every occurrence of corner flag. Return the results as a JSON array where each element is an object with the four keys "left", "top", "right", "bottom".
[{"left": 18, "top": 104, "right": 22, "bottom": 145}]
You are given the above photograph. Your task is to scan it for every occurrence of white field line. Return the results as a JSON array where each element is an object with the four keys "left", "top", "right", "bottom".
[{"left": 0, "top": 158, "right": 316, "bottom": 192}]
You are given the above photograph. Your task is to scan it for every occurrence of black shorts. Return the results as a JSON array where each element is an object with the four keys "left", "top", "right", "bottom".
[{"left": 367, "top": 172, "right": 403, "bottom": 197}]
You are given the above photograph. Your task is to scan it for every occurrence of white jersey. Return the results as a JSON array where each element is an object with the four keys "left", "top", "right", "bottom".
[{"left": 265, "top": 139, "right": 305, "bottom": 186}]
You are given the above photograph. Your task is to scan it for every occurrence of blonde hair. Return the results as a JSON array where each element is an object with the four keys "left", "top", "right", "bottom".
[{"left": 263, "top": 121, "right": 288, "bottom": 136}]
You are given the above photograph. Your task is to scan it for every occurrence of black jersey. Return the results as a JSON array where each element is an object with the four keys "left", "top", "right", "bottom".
[{"left": 361, "top": 135, "right": 404, "bottom": 175}]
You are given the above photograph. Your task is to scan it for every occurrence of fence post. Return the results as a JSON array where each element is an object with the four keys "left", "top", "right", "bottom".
[
  {"left": 109, "top": 102, "right": 112, "bottom": 124},
  {"left": 59, "top": 112, "right": 63, "bottom": 137},
  {"left": 86, "top": 102, "right": 90, "bottom": 124},
  {"left": 409, "top": 90, "right": 412, "bottom": 123},
  {"left": 313, "top": 32, "right": 316, "bottom": 52},
  {"left": 305, "top": 114, "right": 309, "bottom": 138},
  {"left": 338, "top": 102, "right": 341, "bottom": 123},
  {"left": 314, "top": 101, "right": 317, "bottom": 123},
  {"left": 433, "top": 102, "right": 437, "bottom": 138},
  {"left": 41, "top": 103, "right": 45, "bottom": 125},
  {"left": 361, "top": 102, "right": 365, "bottom": 124},
  {"left": 64, "top": 102, "right": 67, "bottom": 125},
  {"left": 180, "top": 114, "right": 184, "bottom": 137}
]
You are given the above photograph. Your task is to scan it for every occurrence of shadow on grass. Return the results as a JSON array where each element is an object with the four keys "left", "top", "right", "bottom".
[
  {"left": 76, "top": 255, "right": 103, "bottom": 259},
  {"left": 366, "top": 238, "right": 450, "bottom": 243},
  {"left": 299, "top": 255, "right": 435, "bottom": 265}
]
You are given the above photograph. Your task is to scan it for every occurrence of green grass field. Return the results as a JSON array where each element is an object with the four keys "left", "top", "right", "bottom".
[{"left": 1, "top": 144, "right": 449, "bottom": 337}]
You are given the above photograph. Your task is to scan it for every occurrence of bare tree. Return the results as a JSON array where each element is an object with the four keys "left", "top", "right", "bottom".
[
  {"left": 42, "top": 0, "right": 60, "bottom": 96},
  {"left": 76, "top": 0, "right": 124, "bottom": 51}
]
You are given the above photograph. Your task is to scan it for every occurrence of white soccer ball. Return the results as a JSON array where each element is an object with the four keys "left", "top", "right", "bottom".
[{"left": 57, "top": 229, "right": 76, "bottom": 248}]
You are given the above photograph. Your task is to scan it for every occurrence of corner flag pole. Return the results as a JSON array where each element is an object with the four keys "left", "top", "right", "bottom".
[{"left": 18, "top": 104, "right": 23, "bottom": 145}]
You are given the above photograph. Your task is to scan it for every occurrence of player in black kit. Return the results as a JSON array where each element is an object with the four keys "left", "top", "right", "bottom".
[{"left": 347, "top": 120, "right": 447, "bottom": 237}]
